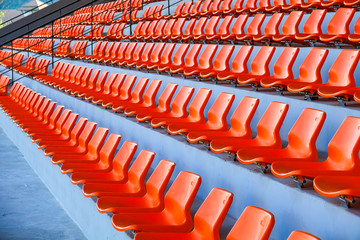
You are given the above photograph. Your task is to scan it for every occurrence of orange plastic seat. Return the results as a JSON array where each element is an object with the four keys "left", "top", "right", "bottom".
[
  {"left": 199, "top": 45, "right": 235, "bottom": 80},
  {"left": 237, "top": 46, "right": 276, "bottom": 89},
  {"left": 206, "top": 16, "right": 233, "bottom": 42},
  {"left": 253, "top": 13, "right": 284, "bottom": 43},
  {"left": 167, "top": 92, "right": 234, "bottom": 136},
  {"left": 319, "top": 8, "right": 355, "bottom": 43},
  {"left": 82, "top": 149, "right": 155, "bottom": 197},
  {"left": 183, "top": 44, "right": 218, "bottom": 77},
  {"left": 217, "top": 46, "right": 253, "bottom": 83},
  {"left": 43, "top": 120, "right": 97, "bottom": 156},
  {"left": 107, "top": 75, "right": 137, "bottom": 110},
  {"left": 151, "top": 88, "right": 212, "bottom": 129},
  {"left": 134, "top": 188, "right": 233, "bottom": 240},
  {"left": 138, "top": 43, "right": 165, "bottom": 69},
  {"left": 91, "top": 73, "right": 120, "bottom": 105},
  {"left": 136, "top": 86, "right": 194, "bottom": 122},
  {"left": 97, "top": 160, "right": 175, "bottom": 214},
  {"left": 193, "top": 16, "right": 220, "bottom": 42},
  {"left": 111, "top": 171, "right": 201, "bottom": 232},
  {"left": 272, "top": 116, "right": 360, "bottom": 188},
  {"left": 210, "top": 102, "right": 288, "bottom": 154},
  {"left": 170, "top": 44, "right": 201, "bottom": 75},
  {"left": 288, "top": 50, "right": 360, "bottom": 100},
  {"left": 287, "top": 230, "right": 321, "bottom": 240},
  {"left": 295, "top": 9, "right": 326, "bottom": 43},
  {"left": 37, "top": 117, "right": 87, "bottom": 150},
  {"left": 187, "top": 96, "right": 259, "bottom": 145},
  {"left": 347, "top": 17, "right": 360, "bottom": 44},
  {"left": 272, "top": 11, "right": 304, "bottom": 43},
  {"left": 236, "top": 14, "right": 266, "bottom": 43},
  {"left": 237, "top": 108, "right": 326, "bottom": 172},
  {"left": 51, "top": 127, "right": 109, "bottom": 165},
  {"left": 251, "top": 47, "right": 299, "bottom": 90},
  {"left": 124, "top": 82, "right": 177, "bottom": 117},
  {"left": 70, "top": 141, "right": 137, "bottom": 185},
  {"left": 220, "top": 15, "right": 248, "bottom": 43},
  {"left": 260, "top": 48, "right": 328, "bottom": 94},
  {"left": 60, "top": 133, "right": 121, "bottom": 174},
  {"left": 226, "top": 206, "right": 275, "bottom": 240}
]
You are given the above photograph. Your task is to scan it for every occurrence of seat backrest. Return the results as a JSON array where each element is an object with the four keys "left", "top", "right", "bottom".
[
  {"left": 226, "top": 206, "right": 275, "bottom": 240},
  {"left": 130, "top": 78, "right": 149, "bottom": 103},
  {"left": 104, "top": 42, "right": 115, "bottom": 58},
  {"left": 81, "top": 68, "right": 94, "bottom": 88},
  {"left": 264, "top": 13, "right": 284, "bottom": 35},
  {"left": 157, "top": 83, "right": 178, "bottom": 112},
  {"left": 160, "top": 43, "right": 176, "bottom": 65},
  {"left": 110, "top": 42, "right": 122, "bottom": 61},
  {"left": 95, "top": 71, "right": 109, "bottom": 92},
  {"left": 214, "top": 45, "right": 235, "bottom": 72},
  {"left": 193, "top": 188, "right": 233, "bottom": 238},
  {"left": 327, "top": 116, "right": 360, "bottom": 171},
  {"left": 98, "top": 41, "right": 108, "bottom": 57},
  {"left": 297, "top": 48, "right": 328, "bottom": 83},
  {"left": 87, "top": 69, "right": 101, "bottom": 90},
  {"left": 119, "top": 75, "right": 137, "bottom": 100},
  {"left": 61, "top": 113, "right": 78, "bottom": 140},
  {"left": 232, "top": 15, "right": 249, "bottom": 35},
  {"left": 48, "top": 105, "right": 64, "bottom": 127},
  {"left": 185, "top": 44, "right": 202, "bottom": 68},
  {"left": 174, "top": 2, "right": 185, "bottom": 16},
  {"left": 164, "top": 19, "right": 177, "bottom": 36},
  {"left": 55, "top": 109, "right": 72, "bottom": 131},
  {"left": 141, "top": 43, "right": 155, "bottom": 63},
  {"left": 184, "top": 18, "right": 196, "bottom": 36},
  {"left": 75, "top": 66, "right": 86, "bottom": 85},
  {"left": 154, "top": 19, "right": 167, "bottom": 36},
  {"left": 256, "top": 102, "right": 289, "bottom": 147},
  {"left": 133, "top": 22, "right": 144, "bottom": 36},
  {"left": 92, "top": 42, "right": 102, "bottom": 56},
  {"left": 200, "top": 0, "right": 212, "bottom": 13},
  {"left": 127, "top": 150, "right": 155, "bottom": 192},
  {"left": 173, "top": 17, "right": 187, "bottom": 34},
  {"left": 69, "top": 66, "right": 82, "bottom": 83},
  {"left": 221, "top": 0, "right": 233, "bottom": 11},
  {"left": 133, "top": 42, "right": 146, "bottom": 61},
  {"left": 287, "top": 230, "right": 320, "bottom": 240},
  {"left": 124, "top": 42, "right": 138, "bottom": 61},
  {"left": 326, "top": 8, "right": 355, "bottom": 35},
  {"left": 146, "top": 160, "right": 176, "bottom": 201},
  {"left": 207, "top": 93, "right": 235, "bottom": 129},
  {"left": 64, "top": 64, "right": 75, "bottom": 82},
  {"left": 188, "top": 88, "right": 212, "bottom": 122},
  {"left": 143, "top": 79, "right": 162, "bottom": 107},
  {"left": 198, "top": 44, "right": 218, "bottom": 70},
  {"left": 230, "top": 96, "right": 259, "bottom": 139},
  {"left": 182, "top": 1, "right": 193, "bottom": 15},
  {"left": 326, "top": 50, "right": 360, "bottom": 87},
  {"left": 99, "top": 133, "right": 121, "bottom": 166},
  {"left": 38, "top": 99, "right": 53, "bottom": 121},
  {"left": 112, "top": 141, "right": 138, "bottom": 178},
  {"left": 354, "top": 17, "right": 360, "bottom": 35},
  {"left": 146, "top": 20, "right": 158, "bottom": 36},
  {"left": 218, "top": 15, "right": 234, "bottom": 36},
  {"left": 287, "top": 109, "right": 326, "bottom": 157},
  {"left": 150, "top": 42, "right": 165, "bottom": 64},
  {"left": 103, "top": 73, "right": 118, "bottom": 95},
  {"left": 205, "top": 16, "right": 220, "bottom": 35},
  {"left": 194, "top": 17, "right": 208, "bottom": 36},
  {"left": 173, "top": 44, "right": 190, "bottom": 67},
  {"left": 231, "top": 45, "right": 253, "bottom": 74},
  {"left": 87, "top": 127, "right": 109, "bottom": 156},
  {"left": 303, "top": 9, "right": 326, "bottom": 34},
  {"left": 77, "top": 121, "right": 97, "bottom": 149},
  {"left": 139, "top": 21, "right": 151, "bottom": 36},
  {"left": 247, "top": 14, "right": 266, "bottom": 35},
  {"left": 170, "top": 86, "right": 194, "bottom": 116},
  {"left": 110, "top": 73, "right": 126, "bottom": 97},
  {"left": 117, "top": 42, "right": 129, "bottom": 61},
  {"left": 272, "top": 47, "right": 299, "bottom": 79},
  {"left": 249, "top": 46, "right": 275, "bottom": 76},
  {"left": 191, "top": 0, "right": 202, "bottom": 14},
  {"left": 258, "top": 0, "right": 271, "bottom": 9}
]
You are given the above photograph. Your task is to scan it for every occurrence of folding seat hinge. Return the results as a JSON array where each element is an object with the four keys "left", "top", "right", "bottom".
[
  {"left": 339, "top": 195, "right": 356, "bottom": 208},
  {"left": 292, "top": 175, "right": 306, "bottom": 189},
  {"left": 255, "top": 162, "right": 268, "bottom": 174}
]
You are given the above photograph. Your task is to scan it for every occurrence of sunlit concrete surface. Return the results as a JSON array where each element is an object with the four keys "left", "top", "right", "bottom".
[{"left": 0, "top": 128, "right": 86, "bottom": 240}]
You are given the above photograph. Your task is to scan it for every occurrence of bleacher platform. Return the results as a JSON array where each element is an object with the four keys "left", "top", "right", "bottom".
[{"left": 0, "top": 0, "right": 360, "bottom": 239}]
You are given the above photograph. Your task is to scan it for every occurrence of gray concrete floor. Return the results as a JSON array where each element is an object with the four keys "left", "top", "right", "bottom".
[{"left": 0, "top": 128, "right": 86, "bottom": 240}]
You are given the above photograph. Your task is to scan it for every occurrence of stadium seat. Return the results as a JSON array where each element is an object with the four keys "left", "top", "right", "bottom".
[
  {"left": 136, "top": 86, "right": 194, "bottom": 122},
  {"left": 271, "top": 116, "right": 360, "bottom": 188},
  {"left": 134, "top": 188, "right": 233, "bottom": 240},
  {"left": 111, "top": 171, "right": 201, "bottom": 232},
  {"left": 260, "top": 48, "right": 328, "bottom": 94},
  {"left": 210, "top": 102, "right": 288, "bottom": 154},
  {"left": 97, "top": 160, "right": 176, "bottom": 214},
  {"left": 82, "top": 149, "right": 155, "bottom": 197},
  {"left": 288, "top": 49, "right": 360, "bottom": 100},
  {"left": 167, "top": 92, "right": 234, "bottom": 136},
  {"left": 226, "top": 206, "right": 275, "bottom": 240},
  {"left": 237, "top": 109, "right": 326, "bottom": 172},
  {"left": 151, "top": 88, "right": 212, "bottom": 129},
  {"left": 70, "top": 141, "right": 137, "bottom": 185},
  {"left": 187, "top": 96, "right": 259, "bottom": 145},
  {"left": 294, "top": 9, "right": 326, "bottom": 44},
  {"left": 60, "top": 133, "right": 121, "bottom": 174}
]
